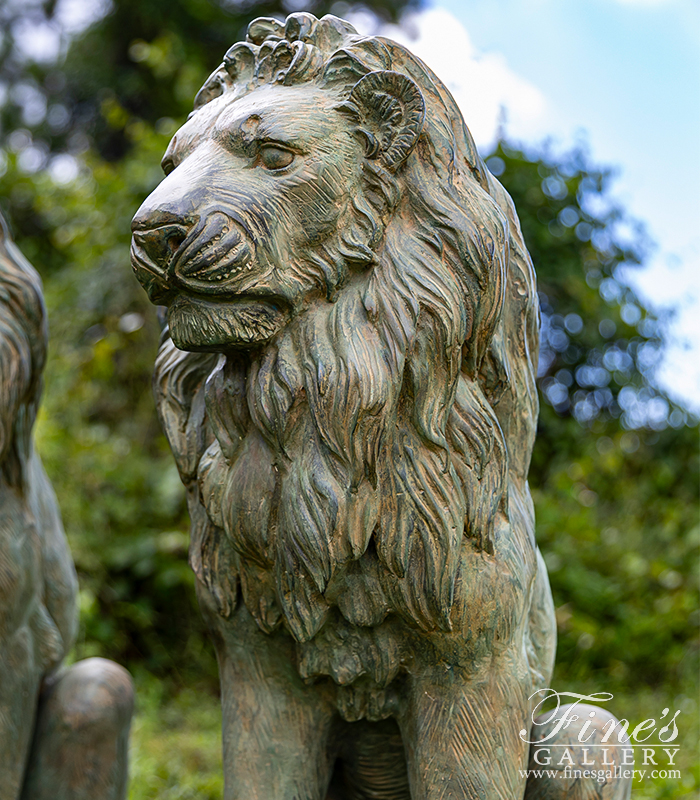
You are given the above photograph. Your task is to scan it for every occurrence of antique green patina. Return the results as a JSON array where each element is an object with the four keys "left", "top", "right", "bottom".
[
  {"left": 131, "top": 13, "right": 632, "bottom": 798},
  {"left": 0, "top": 212, "right": 133, "bottom": 800}
]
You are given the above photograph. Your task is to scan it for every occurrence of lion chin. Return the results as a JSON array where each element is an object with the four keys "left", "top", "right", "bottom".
[{"left": 167, "top": 294, "right": 290, "bottom": 351}]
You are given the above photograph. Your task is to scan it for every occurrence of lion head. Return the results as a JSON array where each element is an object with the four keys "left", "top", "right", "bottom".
[{"left": 133, "top": 13, "right": 540, "bottom": 643}]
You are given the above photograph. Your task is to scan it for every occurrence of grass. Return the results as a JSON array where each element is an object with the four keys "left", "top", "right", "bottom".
[{"left": 128, "top": 672, "right": 223, "bottom": 799}]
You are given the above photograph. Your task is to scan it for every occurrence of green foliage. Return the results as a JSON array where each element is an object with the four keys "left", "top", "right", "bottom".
[
  {"left": 0, "top": 0, "right": 415, "bottom": 160},
  {"left": 536, "top": 424, "right": 698, "bottom": 690},
  {"left": 494, "top": 143, "right": 699, "bottom": 796},
  {"left": 492, "top": 143, "right": 698, "bottom": 700},
  {"left": 490, "top": 143, "right": 677, "bottom": 432},
  {"left": 129, "top": 672, "right": 223, "bottom": 799},
  {"left": 1, "top": 120, "right": 219, "bottom": 684}
]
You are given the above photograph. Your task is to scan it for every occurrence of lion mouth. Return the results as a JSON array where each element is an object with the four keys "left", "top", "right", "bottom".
[
  {"left": 172, "top": 212, "right": 254, "bottom": 283},
  {"left": 167, "top": 293, "right": 290, "bottom": 351}
]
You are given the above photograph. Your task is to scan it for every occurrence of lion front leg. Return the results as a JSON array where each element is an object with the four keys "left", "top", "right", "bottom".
[
  {"left": 398, "top": 662, "right": 531, "bottom": 799},
  {"left": 207, "top": 601, "right": 338, "bottom": 800}
]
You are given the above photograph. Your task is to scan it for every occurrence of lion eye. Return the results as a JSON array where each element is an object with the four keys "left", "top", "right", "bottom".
[
  {"left": 162, "top": 157, "right": 176, "bottom": 176},
  {"left": 259, "top": 146, "right": 295, "bottom": 171}
]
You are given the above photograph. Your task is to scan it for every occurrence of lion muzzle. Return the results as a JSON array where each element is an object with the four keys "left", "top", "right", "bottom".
[
  {"left": 132, "top": 204, "right": 291, "bottom": 350},
  {"left": 131, "top": 209, "right": 255, "bottom": 299}
]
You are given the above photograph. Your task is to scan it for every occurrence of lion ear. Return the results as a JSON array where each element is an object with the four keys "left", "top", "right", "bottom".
[{"left": 344, "top": 71, "right": 425, "bottom": 171}]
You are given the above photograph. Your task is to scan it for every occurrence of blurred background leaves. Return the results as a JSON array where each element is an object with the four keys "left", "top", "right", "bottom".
[{"left": 0, "top": 0, "right": 697, "bottom": 797}]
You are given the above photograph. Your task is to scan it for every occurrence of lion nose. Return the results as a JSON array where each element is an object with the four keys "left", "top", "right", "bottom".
[{"left": 131, "top": 210, "right": 190, "bottom": 269}]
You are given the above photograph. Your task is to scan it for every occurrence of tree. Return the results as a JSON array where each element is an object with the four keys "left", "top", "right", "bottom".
[
  {"left": 0, "top": 0, "right": 415, "bottom": 160},
  {"left": 491, "top": 141, "right": 698, "bottom": 696}
]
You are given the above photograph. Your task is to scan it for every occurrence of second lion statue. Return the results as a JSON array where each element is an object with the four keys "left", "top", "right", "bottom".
[{"left": 131, "top": 13, "right": 631, "bottom": 799}]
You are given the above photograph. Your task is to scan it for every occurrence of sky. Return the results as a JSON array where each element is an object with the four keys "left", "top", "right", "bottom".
[{"left": 349, "top": 0, "right": 700, "bottom": 411}]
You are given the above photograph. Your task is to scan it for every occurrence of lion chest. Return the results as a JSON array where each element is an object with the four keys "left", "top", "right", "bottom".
[{"left": 295, "top": 607, "right": 412, "bottom": 722}]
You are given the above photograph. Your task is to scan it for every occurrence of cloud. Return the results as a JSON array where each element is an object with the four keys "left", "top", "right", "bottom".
[{"left": 378, "top": 8, "right": 548, "bottom": 151}]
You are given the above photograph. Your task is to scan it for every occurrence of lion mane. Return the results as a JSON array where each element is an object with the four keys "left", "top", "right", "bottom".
[
  {"left": 154, "top": 13, "right": 539, "bottom": 645},
  {"left": 0, "top": 214, "right": 47, "bottom": 490}
]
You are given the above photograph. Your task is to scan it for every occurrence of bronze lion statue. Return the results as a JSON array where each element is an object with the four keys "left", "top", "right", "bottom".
[
  {"left": 131, "top": 13, "right": 631, "bottom": 799},
  {"left": 0, "top": 212, "right": 133, "bottom": 800}
]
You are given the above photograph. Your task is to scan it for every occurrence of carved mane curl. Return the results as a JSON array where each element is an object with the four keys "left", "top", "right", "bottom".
[{"left": 155, "top": 13, "right": 539, "bottom": 642}]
